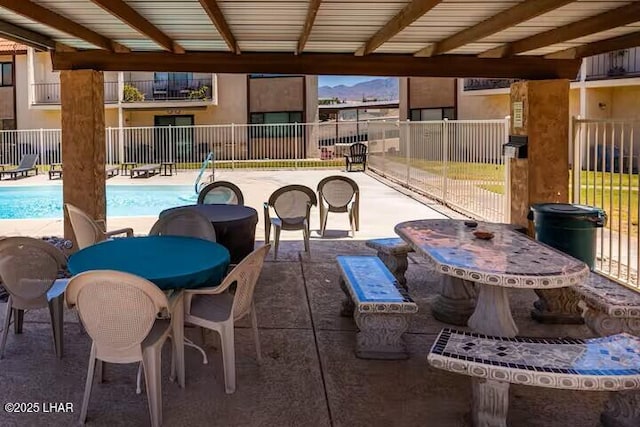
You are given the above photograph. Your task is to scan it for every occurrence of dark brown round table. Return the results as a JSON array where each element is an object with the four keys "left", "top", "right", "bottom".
[{"left": 160, "top": 204, "right": 258, "bottom": 264}]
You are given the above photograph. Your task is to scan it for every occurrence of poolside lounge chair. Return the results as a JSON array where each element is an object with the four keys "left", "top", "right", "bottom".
[
  {"left": 49, "top": 164, "right": 120, "bottom": 180},
  {"left": 0, "top": 154, "right": 39, "bottom": 180},
  {"left": 131, "top": 164, "right": 161, "bottom": 179}
]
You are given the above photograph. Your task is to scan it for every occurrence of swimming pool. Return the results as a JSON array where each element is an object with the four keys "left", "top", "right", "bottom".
[{"left": 0, "top": 185, "right": 203, "bottom": 219}]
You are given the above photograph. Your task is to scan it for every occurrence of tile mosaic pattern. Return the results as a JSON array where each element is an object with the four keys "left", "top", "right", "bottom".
[
  {"left": 575, "top": 273, "right": 640, "bottom": 318},
  {"left": 395, "top": 220, "right": 589, "bottom": 288},
  {"left": 428, "top": 328, "right": 640, "bottom": 391},
  {"left": 337, "top": 256, "right": 417, "bottom": 314},
  {"left": 365, "top": 238, "right": 414, "bottom": 255}
]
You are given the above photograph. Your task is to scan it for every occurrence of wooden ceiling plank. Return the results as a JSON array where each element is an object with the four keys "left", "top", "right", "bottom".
[
  {"left": 52, "top": 50, "right": 581, "bottom": 80},
  {"left": 415, "top": 0, "right": 574, "bottom": 57},
  {"left": 0, "top": 18, "right": 56, "bottom": 50},
  {"left": 198, "top": 0, "right": 240, "bottom": 54},
  {"left": 545, "top": 31, "right": 640, "bottom": 60},
  {"left": 296, "top": 0, "right": 322, "bottom": 55},
  {"left": 0, "top": 0, "right": 127, "bottom": 52},
  {"left": 481, "top": 3, "right": 640, "bottom": 58},
  {"left": 90, "top": 0, "right": 184, "bottom": 54},
  {"left": 355, "top": 0, "right": 442, "bottom": 56}
]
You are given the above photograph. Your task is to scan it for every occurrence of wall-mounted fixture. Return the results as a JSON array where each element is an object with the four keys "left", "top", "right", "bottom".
[{"left": 598, "top": 102, "right": 607, "bottom": 110}]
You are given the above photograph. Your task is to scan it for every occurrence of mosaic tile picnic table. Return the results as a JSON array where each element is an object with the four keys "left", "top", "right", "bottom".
[{"left": 395, "top": 219, "right": 590, "bottom": 337}]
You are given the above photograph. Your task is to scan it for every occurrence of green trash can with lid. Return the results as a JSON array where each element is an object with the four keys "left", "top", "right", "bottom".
[{"left": 528, "top": 203, "right": 607, "bottom": 270}]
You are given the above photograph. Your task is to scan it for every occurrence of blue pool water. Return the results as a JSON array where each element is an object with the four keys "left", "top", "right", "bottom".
[{"left": 0, "top": 185, "right": 201, "bottom": 219}]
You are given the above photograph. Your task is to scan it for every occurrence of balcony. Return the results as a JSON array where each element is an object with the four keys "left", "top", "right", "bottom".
[
  {"left": 462, "top": 78, "right": 521, "bottom": 91},
  {"left": 30, "top": 76, "right": 215, "bottom": 106},
  {"left": 32, "top": 81, "right": 119, "bottom": 105},
  {"left": 585, "top": 47, "right": 640, "bottom": 81},
  {"left": 122, "top": 77, "right": 214, "bottom": 104}
]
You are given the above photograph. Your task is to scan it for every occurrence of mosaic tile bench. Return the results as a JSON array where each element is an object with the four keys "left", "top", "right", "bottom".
[
  {"left": 336, "top": 255, "right": 417, "bottom": 360},
  {"left": 428, "top": 328, "right": 640, "bottom": 427},
  {"left": 365, "top": 238, "right": 414, "bottom": 290},
  {"left": 573, "top": 272, "right": 640, "bottom": 427}
]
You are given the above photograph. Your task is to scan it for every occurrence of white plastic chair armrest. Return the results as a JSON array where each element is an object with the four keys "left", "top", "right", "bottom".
[{"left": 105, "top": 227, "right": 134, "bottom": 238}]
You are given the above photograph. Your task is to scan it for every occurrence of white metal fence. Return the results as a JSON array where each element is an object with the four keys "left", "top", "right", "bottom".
[
  {"left": 367, "top": 119, "right": 510, "bottom": 223},
  {"left": 0, "top": 122, "right": 394, "bottom": 169},
  {"left": 0, "top": 119, "right": 509, "bottom": 222},
  {"left": 572, "top": 117, "right": 640, "bottom": 289}
]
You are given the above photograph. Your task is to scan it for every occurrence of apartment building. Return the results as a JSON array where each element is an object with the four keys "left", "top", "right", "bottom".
[
  {"left": 400, "top": 48, "right": 640, "bottom": 122},
  {"left": 0, "top": 40, "right": 25, "bottom": 130},
  {"left": 14, "top": 49, "right": 317, "bottom": 130}
]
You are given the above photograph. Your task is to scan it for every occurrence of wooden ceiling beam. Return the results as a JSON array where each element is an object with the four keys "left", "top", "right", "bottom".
[
  {"left": 545, "top": 31, "right": 640, "bottom": 60},
  {"left": 296, "top": 0, "right": 322, "bottom": 55},
  {"left": 415, "top": 0, "right": 574, "bottom": 57},
  {"left": 0, "top": 18, "right": 56, "bottom": 50},
  {"left": 355, "top": 0, "right": 442, "bottom": 56},
  {"left": 51, "top": 50, "right": 581, "bottom": 80},
  {"left": 0, "top": 0, "right": 128, "bottom": 52},
  {"left": 90, "top": 0, "right": 184, "bottom": 54},
  {"left": 481, "top": 3, "right": 640, "bottom": 58},
  {"left": 198, "top": 0, "right": 240, "bottom": 54}
]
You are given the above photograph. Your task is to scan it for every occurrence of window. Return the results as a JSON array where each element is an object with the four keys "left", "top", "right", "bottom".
[
  {"left": 0, "top": 63, "right": 12, "bottom": 86},
  {"left": 410, "top": 107, "right": 456, "bottom": 121},
  {"left": 249, "top": 112, "right": 304, "bottom": 137}
]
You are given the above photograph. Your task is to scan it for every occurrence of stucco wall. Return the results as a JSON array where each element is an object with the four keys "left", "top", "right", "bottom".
[
  {"left": 249, "top": 76, "right": 304, "bottom": 113},
  {"left": 408, "top": 77, "right": 456, "bottom": 109},
  {"left": 457, "top": 91, "right": 510, "bottom": 119}
]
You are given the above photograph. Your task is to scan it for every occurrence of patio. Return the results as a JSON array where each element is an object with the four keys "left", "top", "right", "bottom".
[{"left": 0, "top": 171, "right": 606, "bottom": 427}]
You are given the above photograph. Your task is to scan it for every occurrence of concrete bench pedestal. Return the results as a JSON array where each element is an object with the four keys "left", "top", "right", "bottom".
[
  {"left": 337, "top": 255, "right": 417, "bottom": 360},
  {"left": 365, "top": 238, "right": 413, "bottom": 290},
  {"left": 428, "top": 328, "right": 640, "bottom": 427},
  {"left": 574, "top": 273, "right": 640, "bottom": 427}
]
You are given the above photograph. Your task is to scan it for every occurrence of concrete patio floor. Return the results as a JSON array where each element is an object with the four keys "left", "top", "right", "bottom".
[
  {"left": 0, "top": 169, "right": 608, "bottom": 426},
  {"left": 0, "top": 239, "right": 605, "bottom": 427},
  {"left": 0, "top": 169, "right": 459, "bottom": 238}
]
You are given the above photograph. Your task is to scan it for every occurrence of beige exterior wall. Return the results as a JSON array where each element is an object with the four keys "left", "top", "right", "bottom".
[
  {"left": 249, "top": 76, "right": 304, "bottom": 113},
  {"left": 408, "top": 77, "right": 456, "bottom": 110},
  {"left": 457, "top": 91, "right": 510, "bottom": 119},
  {"left": 399, "top": 78, "right": 408, "bottom": 120},
  {"left": 0, "top": 54, "right": 14, "bottom": 123}
]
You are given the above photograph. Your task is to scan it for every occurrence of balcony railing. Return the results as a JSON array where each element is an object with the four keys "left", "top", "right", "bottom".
[
  {"left": 32, "top": 82, "right": 119, "bottom": 105},
  {"left": 585, "top": 47, "right": 640, "bottom": 80},
  {"left": 31, "top": 78, "right": 213, "bottom": 105},
  {"left": 463, "top": 78, "right": 520, "bottom": 91},
  {"left": 122, "top": 78, "right": 213, "bottom": 103}
]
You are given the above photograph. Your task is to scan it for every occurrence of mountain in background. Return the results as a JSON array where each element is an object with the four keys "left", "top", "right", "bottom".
[{"left": 318, "top": 77, "right": 399, "bottom": 101}]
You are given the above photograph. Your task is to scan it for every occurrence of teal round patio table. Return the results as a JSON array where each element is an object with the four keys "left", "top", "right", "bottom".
[{"left": 68, "top": 235, "right": 230, "bottom": 290}]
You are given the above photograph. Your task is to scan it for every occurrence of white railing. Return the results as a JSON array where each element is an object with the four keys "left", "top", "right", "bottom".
[
  {"left": 572, "top": 117, "right": 640, "bottom": 289},
  {"left": 367, "top": 119, "right": 509, "bottom": 223},
  {"left": 0, "top": 119, "right": 509, "bottom": 223}
]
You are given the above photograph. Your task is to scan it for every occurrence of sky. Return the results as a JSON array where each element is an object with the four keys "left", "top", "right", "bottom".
[{"left": 318, "top": 76, "right": 377, "bottom": 87}]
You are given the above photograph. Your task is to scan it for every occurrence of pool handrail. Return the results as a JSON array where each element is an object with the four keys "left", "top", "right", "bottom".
[{"left": 194, "top": 151, "right": 214, "bottom": 194}]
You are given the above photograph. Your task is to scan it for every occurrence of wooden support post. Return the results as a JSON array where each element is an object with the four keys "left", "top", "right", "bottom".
[
  {"left": 509, "top": 80, "right": 581, "bottom": 323},
  {"left": 61, "top": 70, "right": 106, "bottom": 244}
]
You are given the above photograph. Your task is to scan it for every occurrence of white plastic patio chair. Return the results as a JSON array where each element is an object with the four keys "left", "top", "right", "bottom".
[
  {"left": 264, "top": 185, "right": 317, "bottom": 259},
  {"left": 149, "top": 208, "right": 216, "bottom": 242},
  {"left": 317, "top": 175, "right": 360, "bottom": 237},
  {"left": 197, "top": 181, "right": 245, "bottom": 205},
  {"left": 0, "top": 237, "right": 68, "bottom": 359},
  {"left": 183, "top": 244, "right": 271, "bottom": 394},
  {"left": 65, "top": 203, "right": 134, "bottom": 249},
  {"left": 65, "top": 270, "right": 172, "bottom": 427}
]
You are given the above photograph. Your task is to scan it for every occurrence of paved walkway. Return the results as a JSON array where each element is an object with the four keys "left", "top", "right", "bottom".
[
  {"left": 0, "top": 240, "right": 603, "bottom": 427},
  {"left": 0, "top": 169, "right": 452, "bottom": 239}
]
